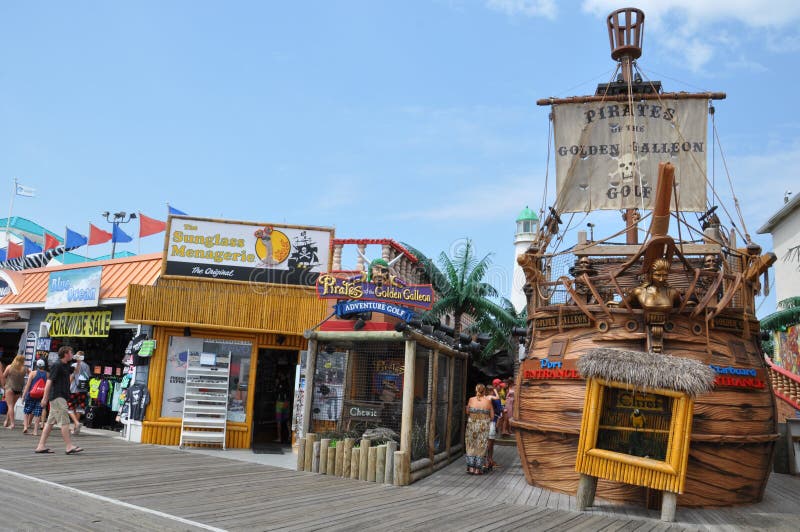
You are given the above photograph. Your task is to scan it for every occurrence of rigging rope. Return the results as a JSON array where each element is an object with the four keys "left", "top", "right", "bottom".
[{"left": 634, "top": 65, "right": 749, "bottom": 245}]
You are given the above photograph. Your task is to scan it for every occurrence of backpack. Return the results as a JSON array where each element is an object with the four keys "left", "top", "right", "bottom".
[{"left": 29, "top": 378, "right": 46, "bottom": 400}]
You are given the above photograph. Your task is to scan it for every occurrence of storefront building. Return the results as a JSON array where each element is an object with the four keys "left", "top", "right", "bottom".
[
  {"left": 0, "top": 254, "right": 161, "bottom": 372},
  {"left": 125, "top": 215, "right": 334, "bottom": 449},
  {"left": 291, "top": 239, "right": 468, "bottom": 484}
]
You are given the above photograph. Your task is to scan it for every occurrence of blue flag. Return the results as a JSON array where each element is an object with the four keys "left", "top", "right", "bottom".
[
  {"left": 112, "top": 224, "right": 133, "bottom": 243},
  {"left": 23, "top": 236, "right": 42, "bottom": 255},
  {"left": 0, "top": 248, "right": 6, "bottom": 262},
  {"left": 168, "top": 205, "right": 187, "bottom": 215},
  {"left": 65, "top": 227, "right": 88, "bottom": 249}
]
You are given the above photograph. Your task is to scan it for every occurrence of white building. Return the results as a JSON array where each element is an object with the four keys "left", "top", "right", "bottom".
[
  {"left": 757, "top": 192, "right": 800, "bottom": 304},
  {"left": 512, "top": 206, "right": 538, "bottom": 314}
]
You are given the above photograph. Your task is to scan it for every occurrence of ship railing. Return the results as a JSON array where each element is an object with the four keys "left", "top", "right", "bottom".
[
  {"left": 532, "top": 265, "right": 749, "bottom": 319},
  {"left": 766, "top": 357, "right": 800, "bottom": 411}
]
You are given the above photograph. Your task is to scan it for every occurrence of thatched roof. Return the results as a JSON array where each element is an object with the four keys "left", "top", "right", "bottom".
[{"left": 578, "top": 348, "right": 715, "bottom": 397}]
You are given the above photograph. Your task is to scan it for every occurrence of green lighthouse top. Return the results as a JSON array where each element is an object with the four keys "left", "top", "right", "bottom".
[{"left": 516, "top": 206, "right": 539, "bottom": 222}]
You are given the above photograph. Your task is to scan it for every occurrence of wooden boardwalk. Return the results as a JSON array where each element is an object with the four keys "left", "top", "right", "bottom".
[
  {"left": 0, "top": 430, "right": 797, "bottom": 531},
  {"left": 415, "top": 444, "right": 800, "bottom": 531}
]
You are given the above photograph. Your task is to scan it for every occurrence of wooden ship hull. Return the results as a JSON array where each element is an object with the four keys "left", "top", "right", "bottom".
[
  {"left": 513, "top": 305, "right": 777, "bottom": 507},
  {"left": 511, "top": 8, "right": 779, "bottom": 510}
]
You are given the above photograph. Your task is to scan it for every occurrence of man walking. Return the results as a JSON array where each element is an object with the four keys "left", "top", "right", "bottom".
[{"left": 34, "top": 346, "right": 83, "bottom": 455}]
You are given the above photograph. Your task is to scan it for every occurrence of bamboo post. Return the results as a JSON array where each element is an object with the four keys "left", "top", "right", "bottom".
[
  {"left": 384, "top": 441, "right": 397, "bottom": 484},
  {"left": 319, "top": 438, "right": 330, "bottom": 474},
  {"left": 359, "top": 438, "right": 371, "bottom": 481},
  {"left": 326, "top": 445, "right": 336, "bottom": 475},
  {"left": 576, "top": 474, "right": 598, "bottom": 510},
  {"left": 367, "top": 446, "right": 378, "bottom": 482},
  {"left": 302, "top": 340, "right": 318, "bottom": 438},
  {"left": 400, "top": 340, "right": 417, "bottom": 455},
  {"left": 304, "top": 433, "right": 316, "bottom": 472},
  {"left": 444, "top": 355, "right": 454, "bottom": 457},
  {"left": 661, "top": 491, "right": 677, "bottom": 522},
  {"left": 343, "top": 350, "right": 355, "bottom": 434},
  {"left": 376, "top": 445, "right": 386, "bottom": 483},
  {"left": 312, "top": 441, "right": 321, "bottom": 473},
  {"left": 335, "top": 441, "right": 345, "bottom": 476},
  {"left": 350, "top": 447, "right": 360, "bottom": 479},
  {"left": 342, "top": 438, "right": 355, "bottom": 477},
  {"left": 297, "top": 438, "right": 306, "bottom": 471},
  {"left": 427, "top": 350, "right": 439, "bottom": 468},
  {"left": 394, "top": 450, "right": 410, "bottom": 486},
  {"left": 460, "top": 358, "right": 468, "bottom": 446}
]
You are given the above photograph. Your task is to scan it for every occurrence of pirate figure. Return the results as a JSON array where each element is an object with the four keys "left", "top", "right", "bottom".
[{"left": 350, "top": 258, "right": 406, "bottom": 287}]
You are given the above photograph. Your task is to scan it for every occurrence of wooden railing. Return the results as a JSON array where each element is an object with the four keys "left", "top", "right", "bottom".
[{"left": 766, "top": 357, "right": 800, "bottom": 410}]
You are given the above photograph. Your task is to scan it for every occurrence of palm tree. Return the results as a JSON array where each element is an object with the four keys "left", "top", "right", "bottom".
[
  {"left": 471, "top": 297, "right": 527, "bottom": 361},
  {"left": 405, "top": 240, "right": 517, "bottom": 352}
]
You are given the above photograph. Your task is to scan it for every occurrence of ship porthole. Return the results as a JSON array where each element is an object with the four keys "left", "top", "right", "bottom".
[
  {"left": 664, "top": 322, "right": 674, "bottom": 332},
  {"left": 625, "top": 320, "right": 638, "bottom": 332},
  {"left": 597, "top": 321, "right": 609, "bottom": 332},
  {"left": 692, "top": 323, "right": 703, "bottom": 335}
]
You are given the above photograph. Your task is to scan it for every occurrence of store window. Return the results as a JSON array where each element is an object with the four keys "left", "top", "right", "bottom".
[{"left": 161, "top": 336, "right": 252, "bottom": 421}]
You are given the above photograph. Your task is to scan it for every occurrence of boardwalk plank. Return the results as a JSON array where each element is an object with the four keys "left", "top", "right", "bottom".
[{"left": 2, "top": 431, "right": 799, "bottom": 531}]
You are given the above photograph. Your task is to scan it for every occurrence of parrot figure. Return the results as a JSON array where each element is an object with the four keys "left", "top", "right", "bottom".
[{"left": 630, "top": 408, "right": 645, "bottom": 430}]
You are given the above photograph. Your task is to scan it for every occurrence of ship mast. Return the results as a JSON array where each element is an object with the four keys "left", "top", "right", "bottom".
[{"left": 607, "top": 8, "right": 645, "bottom": 245}]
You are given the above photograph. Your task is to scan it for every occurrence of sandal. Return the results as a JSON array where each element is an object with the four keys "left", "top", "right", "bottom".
[{"left": 65, "top": 447, "right": 84, "bottom": 455}]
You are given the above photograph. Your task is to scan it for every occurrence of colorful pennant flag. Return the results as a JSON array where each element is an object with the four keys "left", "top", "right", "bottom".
[
  {"left": 0, "top": 248, "right": 6, "bottom": 262},
  {"left": 65, "top": 227, "right": 88, "bottom": 249},
  {"left": 168, "top": 205, "right": 187, "bottom": 216},
  {"left": 44, "top": 232, "right": 60, "bottom": 251},
  {"left": 88, "top": 224, "right": 112, "bottom": 246},
  {"left": 7, "top": 241, "right": 22, "bottom": 259},
  {"left": 112, "top": 224, "right": 133, "bottom": 243},
  {"left": 15, "top": 183, "right": 36, "bottom": 197},
  {"left": 23, "top": 236, "right": 42, "bottom": 256},
  {"left": 139, "top": 212, "right": 166, "bottom": 238}
]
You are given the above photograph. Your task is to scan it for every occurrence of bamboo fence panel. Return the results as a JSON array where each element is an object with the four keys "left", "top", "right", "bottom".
[{"left": 126, "top": 278, "right": 326, "bottom": 334}]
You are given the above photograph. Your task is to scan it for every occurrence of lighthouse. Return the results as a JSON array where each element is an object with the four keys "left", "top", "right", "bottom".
[{"left": 512, "top": 206, "right": 538, "bottom": 313}]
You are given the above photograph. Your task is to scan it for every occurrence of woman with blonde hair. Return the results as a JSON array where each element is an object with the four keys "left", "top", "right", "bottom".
[
  {"left": 464, "top": 383, "right": 493, "bottom": 475},
  {"left": 3, "top": 354, "right": 27, "bottom": 430}
]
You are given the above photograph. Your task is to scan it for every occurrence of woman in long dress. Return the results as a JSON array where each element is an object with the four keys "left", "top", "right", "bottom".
[
  {"left": 3, "top": 355, "right": 27, "bottom": 430},
  {"left": 464, "top": 383, "right": 493, "bottom": 475}
]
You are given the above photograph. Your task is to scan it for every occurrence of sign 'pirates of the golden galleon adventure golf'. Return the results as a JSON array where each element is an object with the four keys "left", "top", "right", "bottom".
[{"left": 315, "top": 255, "right": 434, "bottom": 322}]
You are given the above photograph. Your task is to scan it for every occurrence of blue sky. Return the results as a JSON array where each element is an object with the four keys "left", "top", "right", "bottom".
[{"left": 2, "top": 1, "right": 798, "bottom": 316}]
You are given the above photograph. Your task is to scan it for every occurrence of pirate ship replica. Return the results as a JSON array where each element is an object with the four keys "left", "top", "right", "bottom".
[{"left": 512, "top": 8, "right": 778, "bottom": 510}]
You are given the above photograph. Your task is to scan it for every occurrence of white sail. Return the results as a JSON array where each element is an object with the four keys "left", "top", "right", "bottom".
[{"left": 553, "top": 98, "right": 708, "bottom": 213}]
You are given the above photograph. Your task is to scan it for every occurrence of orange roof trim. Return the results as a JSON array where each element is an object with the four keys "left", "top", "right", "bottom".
[{"left": 0, "top": 253, "right": 162, "bottom": 306}]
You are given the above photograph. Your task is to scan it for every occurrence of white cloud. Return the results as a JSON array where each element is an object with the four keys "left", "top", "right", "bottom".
[
  {"left": 393, "top": 173, "right": 544, "bottom": 221},
  {"left": 582, "top": 1, "right": 800, "bottom": 28},
  {"left": 486, "top": 0, "right": 557, "bottom": 19},
  {"left": 721, "top": 141, "right": 800, "bottom": 231},
  {"left": 580, "top": 1, "right": 800, "bottom": 72},
  {"left": 398, "top": 105, "right": 537, "bottom": 156}
]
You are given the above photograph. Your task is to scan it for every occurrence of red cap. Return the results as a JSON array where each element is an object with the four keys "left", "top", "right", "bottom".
[{"left": 492, "top": 378, "right": 501, "bottom": 386}]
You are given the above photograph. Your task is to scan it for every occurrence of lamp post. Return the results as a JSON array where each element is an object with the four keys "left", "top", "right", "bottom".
[{"left": 102, "top": 211, "right": 136, "bottom": 259}]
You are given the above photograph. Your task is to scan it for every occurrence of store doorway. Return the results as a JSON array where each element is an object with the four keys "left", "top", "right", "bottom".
[{"left": 252, "top": 349, "right": 297, "bottom": 450}]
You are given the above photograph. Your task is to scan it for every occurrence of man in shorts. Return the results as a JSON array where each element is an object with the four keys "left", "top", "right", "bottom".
[{"left": 34, "top": 346, "right": 83, "bottom": 455}]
